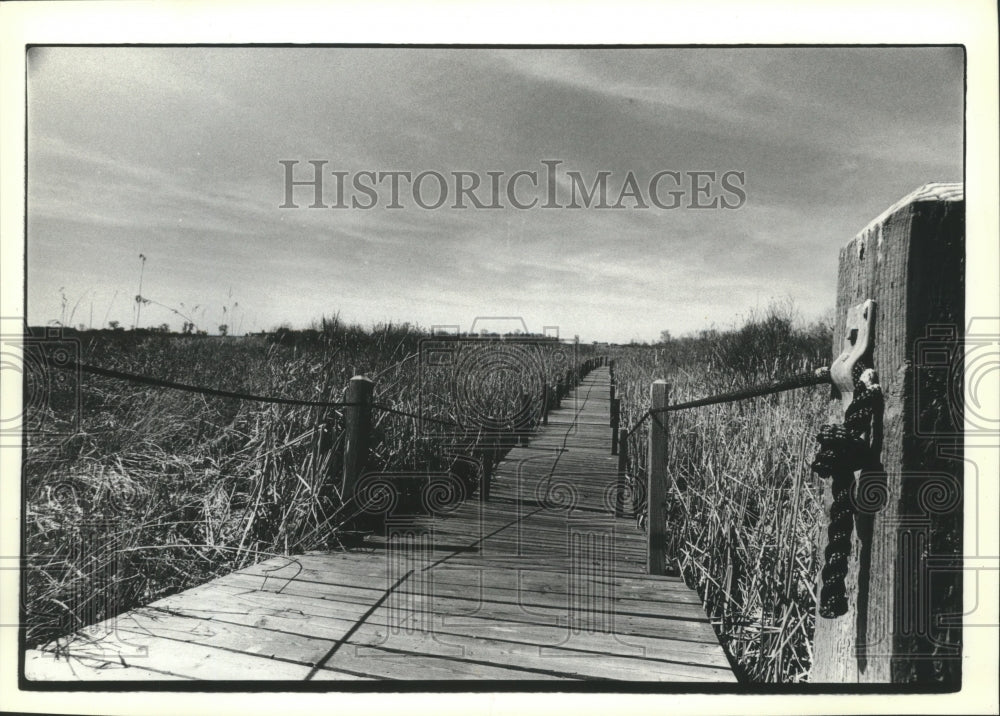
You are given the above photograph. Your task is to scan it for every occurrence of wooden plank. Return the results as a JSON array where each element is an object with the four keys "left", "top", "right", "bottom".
[
  {"left": 221, "top": 573, "right": 710, "bottom": 631},
  {"left": 100, "top": 608, "right": 377, "bottom": 679},
  {"left": 27, "top": 630, "right": 321, "bottom": 681},
  {"left": 313, "top": 647, "right": 572, "bottom": 681},
  {"left": 24, "top": 650, "right": 195, "bottom": 681},
  {"left": 239, "top": 553, "right": 699, "bottom": 594},
  {"left": 340, "top": 628, "right": 735, "bottom": 682},
  {"left": 167, "top": 574, "right": 715, "bottom": 644},
  {"left": 216, "top": 573, "right": 720, "bottom": 643},
  {"left": 151, "top": 583, "right": 730, "bottom": 668}
]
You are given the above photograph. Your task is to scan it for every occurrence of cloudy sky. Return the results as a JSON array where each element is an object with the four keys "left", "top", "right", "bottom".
[{"left": 26, "top": 46, "right": 963, "bottom": 342}]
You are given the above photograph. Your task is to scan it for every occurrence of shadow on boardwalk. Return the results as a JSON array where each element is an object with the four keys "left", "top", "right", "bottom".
[{"left": 26, "top": 367, "right": 735, "bottom": 683}]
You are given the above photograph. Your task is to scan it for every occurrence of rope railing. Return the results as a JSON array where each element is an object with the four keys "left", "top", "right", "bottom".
[
  {"left": 63, "top": 360, "right": 464, "bottom": 425},
  {"left": 618, "top": 368, "right": 830, "bottom": 440},
  {"left": 622, "top": 409, "right": 651, "bottom": 439},
  {"left": 50, "top": 354, "right": 608, "bottom": 509},
  {"left": 370, "top": 403, "right": 458, "bottom": 427},
  {"left": 66, "top": 360, "right": 359, "bottom": 410},
  {"left": 650, "top": 367, "right": 831, "bottom": 414},
  {"left": 608, "top": 358, "right": 835, "bottom": 576}
]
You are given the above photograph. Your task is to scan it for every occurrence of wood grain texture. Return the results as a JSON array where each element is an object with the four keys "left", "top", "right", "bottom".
[
  {"left": 811, "top": 183, "right": 964, "bottom": 684},
  {"left": 647, "top": 381, "right": 669, "bottom": 575},
  {"left": 342, "top": 375, "right": 375, "bottom": 500},
  {"left": 26, "top": 366, "right": 735, "bottom": 683}
]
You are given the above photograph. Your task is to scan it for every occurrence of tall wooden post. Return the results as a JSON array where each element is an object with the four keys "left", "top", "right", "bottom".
[
  {"left": 342, "top": 375, "right": 375, "bottom": 502},
  {"left": 480, "top": 441, "right": 493, "bottom": 502},
  {"left": 647, "top": 380, "right": 669, "bottom": 576},
  {"left": 811, "top": 183, "right": 964, "bottom": 684},
  {"left": 518, "top": 391, "right": 532, "bottom": 445},
  {"left": 616, "top": 430, "right": 629, "bottom": 517},
  {"left": 477, "top": 435, "right": 492, "bottom": 503},
  {"left": 610, "top": 398, "right": 620, "bottom": 454},
  {"left": 478, "top": 415, "right": 502, "bottom": 502}
]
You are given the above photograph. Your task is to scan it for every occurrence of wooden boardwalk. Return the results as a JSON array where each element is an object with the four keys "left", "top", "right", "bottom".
[{"left": 25, "top": 367, "right": 736, "bottom": 683}]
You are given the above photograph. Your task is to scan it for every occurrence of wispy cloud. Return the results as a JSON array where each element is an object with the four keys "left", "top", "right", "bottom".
[{"left": 26, "top": 47, "right": 963, "bottom": 341}]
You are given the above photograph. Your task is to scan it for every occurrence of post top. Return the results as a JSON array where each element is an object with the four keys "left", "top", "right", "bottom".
[
  {"left": 349, "top": 374, "right": 374, "bottom": 383},
  {"left": 853, "top": 182, "right": 962, "bottom": 240}
]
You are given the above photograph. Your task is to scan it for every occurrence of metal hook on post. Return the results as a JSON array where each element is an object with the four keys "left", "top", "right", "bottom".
[
  {"left": 829, "top": 299, "right": 876, "bottom": 407},
  {"left": 812, "top": 298, "right": 882, "bottom": 621}
]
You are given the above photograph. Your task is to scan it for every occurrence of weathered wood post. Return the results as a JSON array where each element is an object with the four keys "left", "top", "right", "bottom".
[
  {"left": 609, "top": 383, "right": 616, "bottom": 418},
  {"left": 610, "top": 398, "right": 620, "bottom": 454},
  {"left": 342, "top": 375, "right": 375, "bottom": 502},
  {"left": 317, "top": 414, "right": 339, "bottom": 494},
  {"left": 518, "top": 390, "right": 532, "bottom": 445},
  {"left": 478, "top": 416, "right": 502, "bottom": 502},
  {"left": 472, "top": 442, "right": 489, "bottom": 503},
  {"left": 478, "top": 440, "right": 492, "bottom": 503},
  {"left": 556, "top": 376, "right": 564, "bottom": 402},
  {"left": 647, "top": 380, "right": 669, "bottom": 575},
  {"left": 811, "top": 183, "right": 964, "bottom": 684},
  {"left": 616, "top": 429, "right": 629, "bottom": 517}
]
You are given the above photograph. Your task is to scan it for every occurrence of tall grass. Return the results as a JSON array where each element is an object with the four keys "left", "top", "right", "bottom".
[
  {"left": 611, "top": 304, "right": 832, "bottom": 682},
  {"left": 24, "top": 319, "right": 589, "bottom": 649},
  {"left": 24, "top": 304, "right": 828, "bottom": 682}
]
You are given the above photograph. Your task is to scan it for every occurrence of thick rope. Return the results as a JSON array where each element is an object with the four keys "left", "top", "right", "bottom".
[
  {"left": 623, "top": 409, "right": 651, "bottom": 439},
  {"left": 810, "top": 359, "right": 883, "bottom": 619},
  {"left": 623, "top": 367, "right": 831, "bottom": 439},
  {"left": 65, "top": 360, "right": 359, "bottom": 409},
  {"left": 59, "top": 360, "right": 459, "bottom": 425},
  {"left": 651, "top": 367, "right": 831, "bottom": 414}
]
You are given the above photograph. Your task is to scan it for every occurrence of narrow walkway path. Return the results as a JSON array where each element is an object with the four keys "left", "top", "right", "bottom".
[{"left": 25, "top": 367, "right": 736, "bottom": 682}]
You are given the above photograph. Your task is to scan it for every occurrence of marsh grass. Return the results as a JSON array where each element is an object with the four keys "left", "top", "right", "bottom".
[
  {"left": 23, "top": 320, "right": 588, "bottom": 648},
  {"left": 613, "top": 305, "right": 832, "bottom": 682},
  {"left": 24, "top": 303, "right": 827, "bottom": 682}
]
